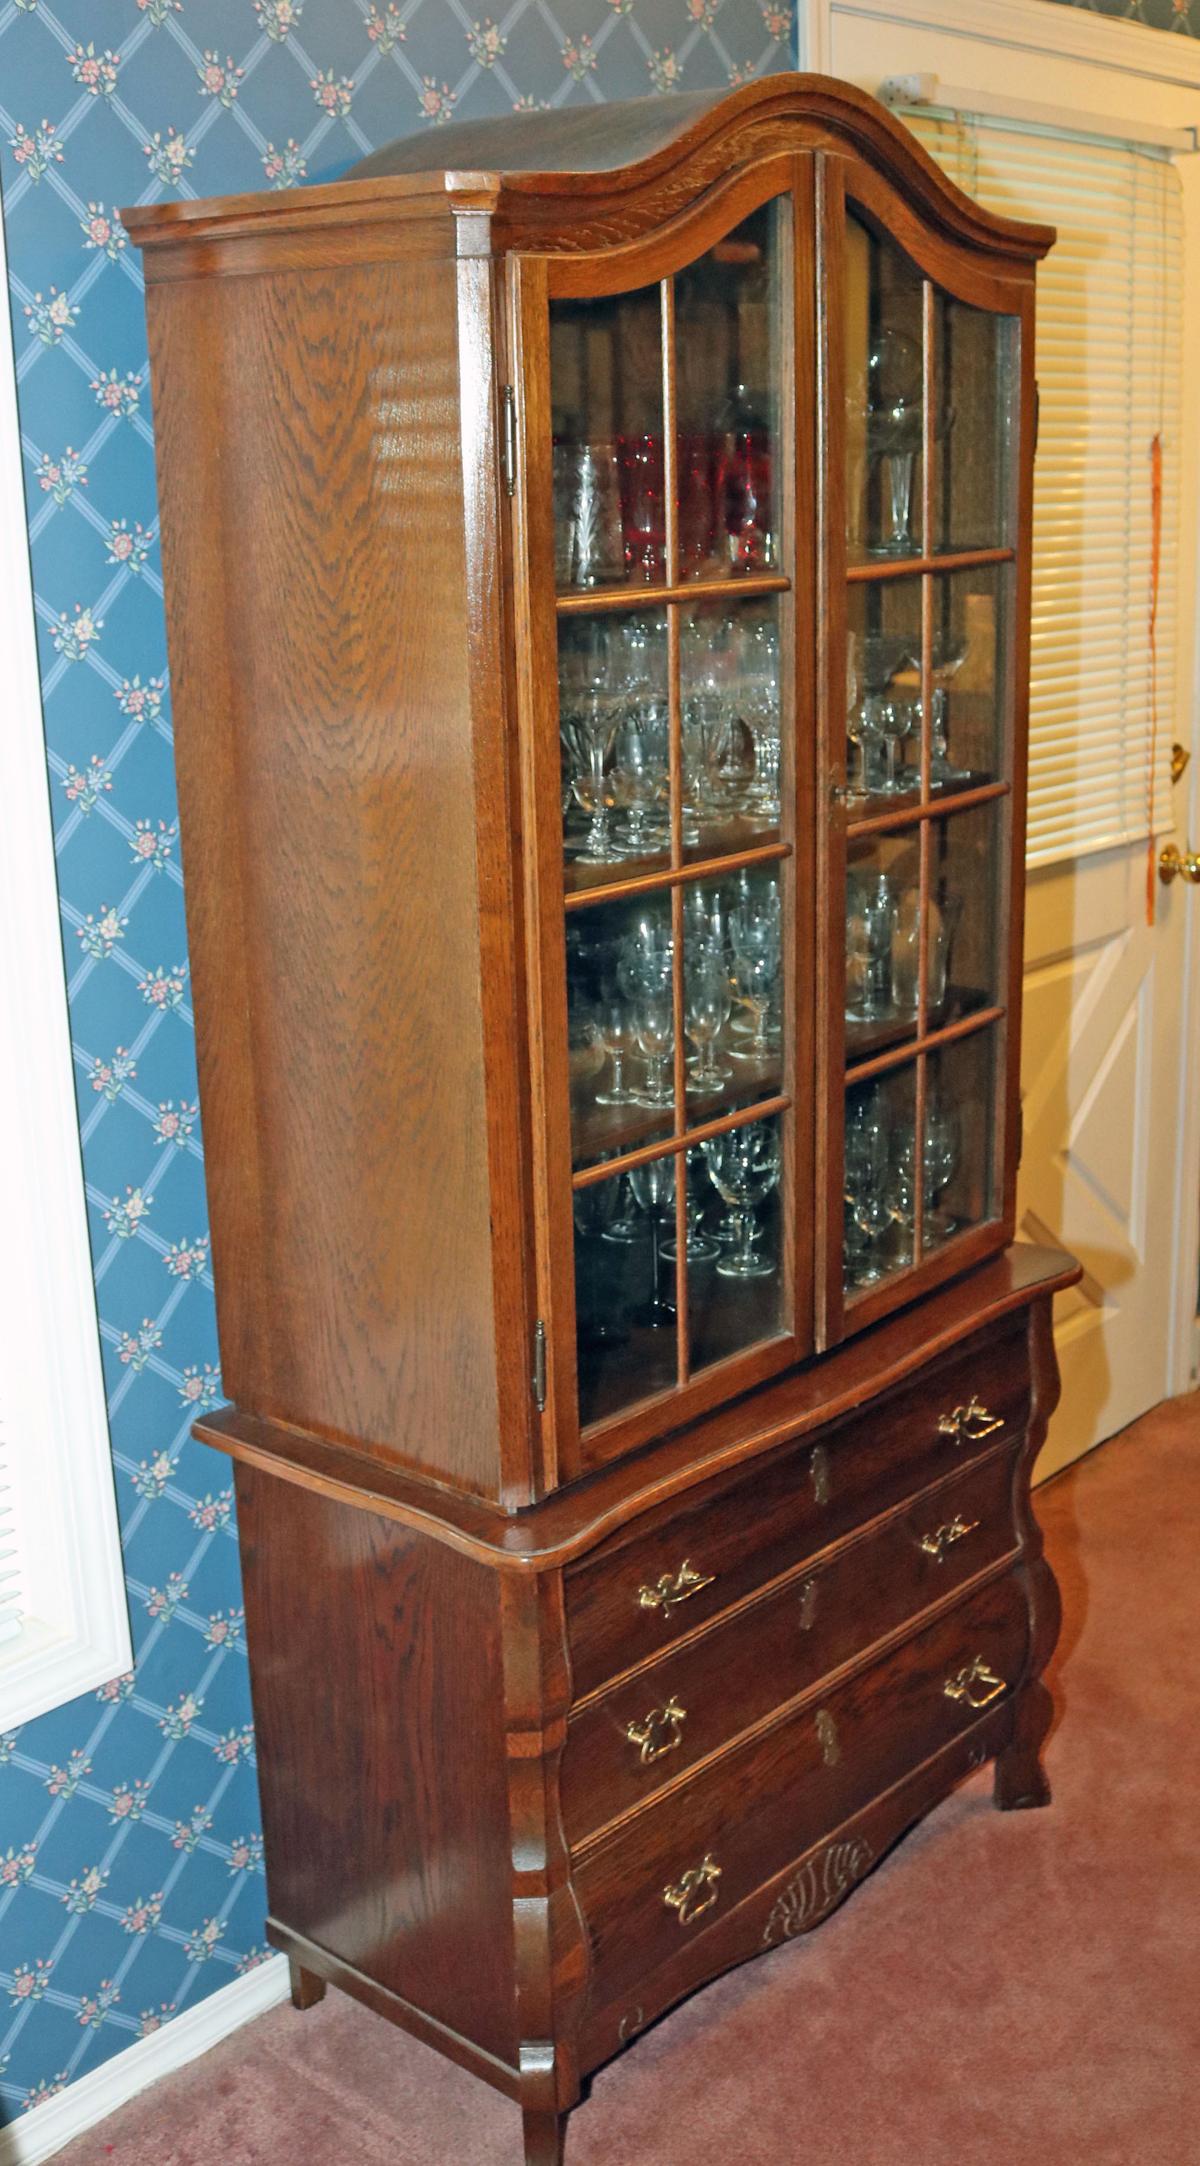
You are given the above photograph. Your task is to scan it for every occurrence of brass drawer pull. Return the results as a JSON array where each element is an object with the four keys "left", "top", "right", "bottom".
[
  {"left": 937, "top": 1396, "right": 1003, "bottom": 1446},
  {"left": 918, "top": 1514, "right": 979, "bottom": 1564},
  {"left": 637, "top": 1559, "right": 714, "bottom": 1616},
  {"left": 815, "top": 1708, "right": 841, "bottom": 1766},
  {"left": 798, "top": 1577, "right": 820, "bottom": 1631},
  {"left": 810, "top": 1443, "right": 831, "bottom": 1505},
  {"left": 625, "top": 1697, "right": 687, "bottom": 1766},
  {"left": 663, "top": 1854, "right": 722, "bottom": 1928},
  {"left": 943, "top": 1656, "right": 1008, "bottom": 1710}
]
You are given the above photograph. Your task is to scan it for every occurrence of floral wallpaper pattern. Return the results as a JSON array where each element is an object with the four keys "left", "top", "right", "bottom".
[
  {"left": 0, "top": 0, "right": 794, "bottom": 2128},
  {"left": 1043, "top": 0, "right": 1199, "bottom": 30}
]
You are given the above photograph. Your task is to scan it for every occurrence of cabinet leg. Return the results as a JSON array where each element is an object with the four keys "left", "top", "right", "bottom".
[
  {"left": 994, "top": 1683, "right": 1053, "bottom": 1812},
  {"left": 521, "top": 2106, "right": 566, "bottom": 2165},
  {"left": 287, "top": 1957, "right": 327, "bottom": 2011}
]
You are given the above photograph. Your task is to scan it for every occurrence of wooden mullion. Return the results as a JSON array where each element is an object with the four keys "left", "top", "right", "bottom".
[
  {"left": 847, "top": 777, "right": 1009, "bottom": 841},
  {"left": 814, "top": 148, "right": 849, "bottom": 1350},
  {"left": 912, "top": 276, "right": 936, "bottom": 1268},
  {"left": 844, "top": 1003, "right": 1004, "bottom": 1088},
  {"left": 571, "top": 1092, "right": 792, "bottom": 1190},
  {"left": 845, "top": 543, "right": 1014, "bottom": 586}
]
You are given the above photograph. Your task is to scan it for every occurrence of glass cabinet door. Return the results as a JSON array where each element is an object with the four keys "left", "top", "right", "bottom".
[
  {"left": 525, "top": 183, "right": 811, "bottom": 1457},
  {"left": 835, "top": 197, "right": 1021, "bottom": 1322}
]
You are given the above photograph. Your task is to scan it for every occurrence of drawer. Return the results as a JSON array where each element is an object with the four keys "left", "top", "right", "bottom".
[
  {"left": 561, "top": 1445, "right": 1018, "bottom": 1847},
  {"left": 566, "top": 1317, "right": 1029, "bottom": 1699},
  {"left": 574, "top": 1570, "right": 1028, "bottom": 2012}
]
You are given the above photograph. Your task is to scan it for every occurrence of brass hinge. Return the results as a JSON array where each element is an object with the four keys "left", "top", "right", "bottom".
[
  {"left": 532, "top": 1318, "right": 547, "bottom": 1411},
  {"left": 501, "top": 384, "right": 517, "bottom": 499}
]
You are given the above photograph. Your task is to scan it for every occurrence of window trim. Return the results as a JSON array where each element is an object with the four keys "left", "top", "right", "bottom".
[{"left": 0, "top": 196, "right": 132, "bottom": 1729}]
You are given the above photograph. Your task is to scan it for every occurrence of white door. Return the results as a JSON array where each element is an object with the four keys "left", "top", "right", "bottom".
[{"left": 822, "top": 0, "right": 1200, "bottom": 1477}]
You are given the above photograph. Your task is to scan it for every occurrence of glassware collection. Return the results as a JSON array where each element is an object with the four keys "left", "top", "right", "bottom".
[
  {"left": 843, "top": 1079, "right": 962, "bottom": 1289},
  {"left": 550, "top": 199, "right": 1015, "bottom": 1423},
  {"left": 553, "top": 395, "right": 774, "bottom": 593},
  {"left": 559, "top": 608, "right": 782, "bottom": 870}
]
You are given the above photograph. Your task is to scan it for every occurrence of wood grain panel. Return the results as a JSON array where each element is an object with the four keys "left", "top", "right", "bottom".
[
  {"left": 148, "top": 259, "right": 507, "bottom": 1494},
  {"left": 235, "top": 1466, "right": 517, "bottom": 2063}
]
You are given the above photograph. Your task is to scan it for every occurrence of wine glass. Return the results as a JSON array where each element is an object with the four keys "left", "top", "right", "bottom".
[
  {"left": 729, "top": 900, "right": 780, "bottom": 1060},
  {"left": 564, "top": 688, "right": 619, "bottom": 864},
  {"left": 849, "top": 634, "right": 914, "bottom": 801},
  {"left": 928, "top": 633, "right": 969, "bottom": 784},
  {"left": 662, "top": 1145, "right": 720, "bottom": 1265},
  {"left": 620, "top": 922, "right": 675, "bottom": 1108},
  {"left": 685, "top": 939, "right": 732, "bottom": 1092},
  {"left": 703, "top": 1120, "right": 781, "bottom": 1279},
  {"left": 845, "top": 872, "right": 895, "bottom": 1024},
  {"left": 594, "top": 995, "right": 639, "bottom": 1107},
  {"left": 618, "top": 432, "right": 666, "bottom": 583},
  {"left": 628, "top": 1153, "right": 676, "bottom": 1325},
  {"left": 880, "top": 696, "right": 917, "bottom": 795},
  {"left": 843, "top": 1089, "right": 894, "bottom": 1282},
  {"left": 866, "top": 329, "right": 923, "bottom": 556},
  {"left": 610, "top": 710, "right": 668, "bottom": 859}
]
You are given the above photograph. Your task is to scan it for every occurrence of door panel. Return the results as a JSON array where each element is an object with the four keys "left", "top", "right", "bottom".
[{"left": 509, "top": 158, "right": 816, "bottom": 1480}]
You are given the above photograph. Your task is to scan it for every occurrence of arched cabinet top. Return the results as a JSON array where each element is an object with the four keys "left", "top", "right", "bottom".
[{"left": 123, "top": 74, "right": 1054, "bottom": 278}]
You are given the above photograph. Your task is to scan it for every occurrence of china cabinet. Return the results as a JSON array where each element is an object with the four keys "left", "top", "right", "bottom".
[{"left": 126, "top": 75, "right": 1079, "bottom": 2166}]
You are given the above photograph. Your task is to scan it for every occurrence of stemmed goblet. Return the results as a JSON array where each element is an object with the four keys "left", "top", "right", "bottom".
[{"left": 702, "top": 1120, "right": 781, "bottom": 1279}]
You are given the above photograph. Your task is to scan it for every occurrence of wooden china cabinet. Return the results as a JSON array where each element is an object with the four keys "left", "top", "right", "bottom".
[{"left": 126, "top": 77, "right": 1079, "bottom": 2165}]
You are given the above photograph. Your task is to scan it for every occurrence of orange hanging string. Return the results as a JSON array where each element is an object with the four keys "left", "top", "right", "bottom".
[{"left": 1145, "top": 429, "right": 1163, "bottom": 928}]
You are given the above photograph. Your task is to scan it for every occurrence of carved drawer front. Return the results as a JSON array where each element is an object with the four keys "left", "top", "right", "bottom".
[
  {"left": 572, "top": 1570, "right": 1028, "bottom": 2014},
  {"left": 565, "top": 1318, "right": 1029, "bottom": 1699},
  {"left": 561, "top": 1446, "right": 1019, "bottom": 1848}
]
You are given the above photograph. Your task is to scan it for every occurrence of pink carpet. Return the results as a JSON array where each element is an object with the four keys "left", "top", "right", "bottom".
[{"left": 59, "top": 1393, "right": 1200, "bottom": 2166}]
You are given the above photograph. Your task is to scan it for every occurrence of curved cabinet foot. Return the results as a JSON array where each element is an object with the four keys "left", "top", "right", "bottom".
[
  {"left": 521, "top": 2106, "right": 566, "bottom": 2165},
  {"left": 287, "top": 1957, "right": 327, "bottom": 2011},
  {"left": 994, "top": 1683, "right": 1053, "bottom": 1812}
]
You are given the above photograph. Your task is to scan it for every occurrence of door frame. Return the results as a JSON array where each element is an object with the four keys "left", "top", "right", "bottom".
[{"left": 805, "top": 0, "right": 1200, "bottom": 1408}]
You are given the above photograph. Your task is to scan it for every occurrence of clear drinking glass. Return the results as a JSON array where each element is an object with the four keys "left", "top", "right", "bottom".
[{"left": 702, "top": 1120, "right": 781, "bottom": 1279}]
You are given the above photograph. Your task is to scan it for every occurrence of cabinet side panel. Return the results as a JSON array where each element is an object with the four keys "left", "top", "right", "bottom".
[
  {"left": 146, "top": 260, "right": 503, "bottom": 1491},
  {"left": 236, "top": 1464, "right": 517, "bottom": 2064}
]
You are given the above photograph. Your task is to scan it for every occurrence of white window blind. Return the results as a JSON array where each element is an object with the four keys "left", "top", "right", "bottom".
[{"left": 902, "top": 111, "right": 1182, "bottom": 868}]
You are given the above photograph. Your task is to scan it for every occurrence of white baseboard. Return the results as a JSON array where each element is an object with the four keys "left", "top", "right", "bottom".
[{"left": 0, "top": 1957, "right": 291, "bottom": 2166}]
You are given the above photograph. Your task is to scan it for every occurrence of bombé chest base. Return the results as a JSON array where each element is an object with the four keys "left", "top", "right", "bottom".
[{"left": 201, "top": 1246, "right": 1072, "bottom": 2166}]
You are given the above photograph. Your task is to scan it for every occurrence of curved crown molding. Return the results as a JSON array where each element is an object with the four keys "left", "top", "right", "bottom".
[{"left": 123, "top": 75, "right": 1054, "bottom": 270}]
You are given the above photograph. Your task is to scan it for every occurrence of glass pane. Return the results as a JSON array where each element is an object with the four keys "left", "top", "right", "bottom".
[
  {"left": 845, "top": 212, "right": 926, "bottom": 562},
  {"left": 921, "top": 1027, "right": 1000, "bottom": 1253},
  {"left": 560, "top": 611, "right": 669, "bottom": 894},
  {"left": 675, "top": 201, "right": 782, "bottom": 580},
  {"left": 844, "top": 1065, "right": 917, "bottom": 1294},
  {"left": 682, "top": 595, "right": 782, "bottom": 858},
  {"left": 565, "top": 894, "right": 676, "bottom": 1171},
  {"left": 934, "top": 294, "right": 1018, "bottom": 553},
  {"left": 928, "top": 803, "right": 1004, "bottom": 1031},
  {"left": 846, "top": 576, "right": 922, "bottom": 808},
  {"left": 927, "top": 565, "right": 1010, "bottom": 791},
  {"left": 845, "top": 829, "right": 921, "bottom": 1065},
  {"left": 574, "top": 1159, "right": 679, "bottom": 1428},
  {"left": 682, "top": 863, "right": 784, "bottom": 1125},
  {"left": 550, "top": 284, "right": 664, "bottom": 591},
  {"left": 687, "top": 1114, "right": 785, "bottom": 1371}
]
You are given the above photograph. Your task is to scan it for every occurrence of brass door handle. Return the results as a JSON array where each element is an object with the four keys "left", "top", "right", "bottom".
[
  {"left": 937, "top": 1396, "right": 1003, "bottom": 1446},
  {"left": 918, "top": 1514, "right": 979, "bottom": 1563},
  {"left": 625, "top": 1697, "right": 687, "bottom": 1765},
  {"left": 1159, "top": 842, "right": 1200, "bottom": 886},
  {"left": 637, "top": 1559, "right": 715, "bottom": 1616},
  {"left": 943, "top": 1656, "right": 1008, "bottom": 1710},
  {"left": 663, "top": 1854, "right": 722, "bottom": 1927}
]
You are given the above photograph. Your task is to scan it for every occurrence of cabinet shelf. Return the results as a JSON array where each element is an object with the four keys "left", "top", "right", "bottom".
[{"left": 556, "top": 573, "right": 792, "bottom": 615}]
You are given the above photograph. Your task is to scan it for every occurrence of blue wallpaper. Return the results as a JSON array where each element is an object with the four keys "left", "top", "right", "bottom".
[
  {"left": 0, "top": 0, "right": 793, "bottom": 2128},
  {"left": 1043, "top": 0, "right": 1199, "bottom": 30}
]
